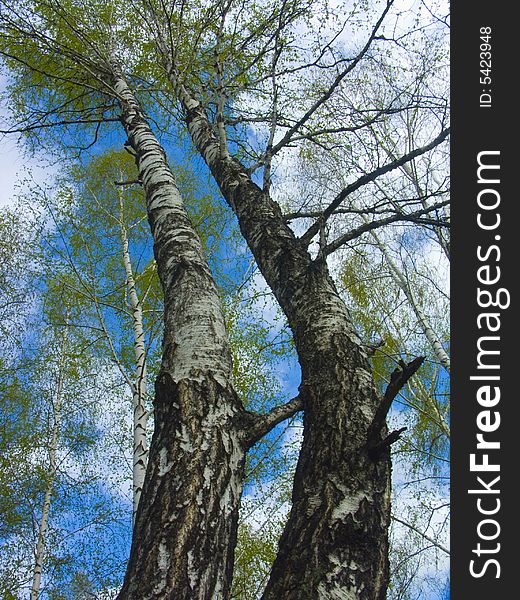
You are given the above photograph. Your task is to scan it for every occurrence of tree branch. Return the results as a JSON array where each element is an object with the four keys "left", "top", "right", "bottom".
[
  {"left": 300, "top": 127, "right": 450, "bottom": 246},
  {"left": 0, "top": 117, "right": 120, "bottom": 135},
  {"left": 283, "top": 189, "right": 449, "bottom": 221},
  {"left": 265, "top": 1, "right": 395, "bottom": 159},
  {"left": 243, "top": 396, "right": 303, "bottom": 448},
  {"left": 367, "top": 356, "right": 425, "bottom": 447},
  {"left": 322, "top": 200, "right": 449, "bottom": 255},
  {"left": 391, "top": 514, "right": 450, "bottom": 555}
]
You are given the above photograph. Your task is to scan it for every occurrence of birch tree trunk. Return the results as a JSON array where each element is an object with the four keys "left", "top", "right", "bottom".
[
  {"left": 30, "top": 322, "right": 68, "bottom": 600},
  {"left": 117, "top": 186, "right": 150, "bottom": 523},
  {"left": 174, "top": 83, "right": 394, "bottom": 600},
  {"left": 369, "top": 228, "right": 451, "bottom": 372},
  {"left": 111, "top": 68, "right": 249, "bottom": 600}
]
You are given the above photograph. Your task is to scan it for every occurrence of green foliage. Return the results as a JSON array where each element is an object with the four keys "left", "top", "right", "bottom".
[
  {"left": 232, "top": 521, "right": 282, "bottom": 599},
  {"left": 0, "top": 304, "right": 118, "bottom": 596},
  {"left": 0, "top": 206, "right": 40, "bottom": 346},
  {"left": 339, "top": 247, "right": 449, "bottom": 459}
]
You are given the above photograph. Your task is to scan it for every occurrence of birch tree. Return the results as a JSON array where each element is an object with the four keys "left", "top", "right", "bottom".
[
  {"left": 29, "top": 310, "right": 69, "bottom": 600},
  {"left": 0, "top": 206, "right": 42, "bottom": 350},
  {"left": 36, "top": 148, "right": 238, "bottom": 525},
  {"left": 1, "top": 2, "right": 303, "bottom": 597},
  {"left": 0, "top": 0, "right": 450, "bottom": 597},
  {"left": 135, "top": 1, "right": 449, "bottom": 597},
  {"left": 40, "top": 152, "right": 163, "bottom": 523},
  {"left": 0, "top": 287, "right": 130, "bottom": 598}
]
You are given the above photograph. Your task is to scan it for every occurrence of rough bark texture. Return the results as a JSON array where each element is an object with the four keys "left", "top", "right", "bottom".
[
  {"left": 122, "top": 372, "right": 247, "bottom": 600},
  {"left": 262, "top": 287, "right": 392, "bottom": 600},
  {"left": 177, "top": 87, "right": 393, "bottom": 600},
  {"left": 112, "top": 69, "right": 247, "bottom": 600}
]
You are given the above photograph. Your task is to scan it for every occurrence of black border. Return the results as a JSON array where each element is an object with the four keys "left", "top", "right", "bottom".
[{"left": 452, "top": 4, "right": 515, "bottom": 597}]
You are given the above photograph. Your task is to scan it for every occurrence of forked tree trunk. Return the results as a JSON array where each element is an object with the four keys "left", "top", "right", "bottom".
[{"left": 174, "top": 82, "right": 393, "bottom": 600}]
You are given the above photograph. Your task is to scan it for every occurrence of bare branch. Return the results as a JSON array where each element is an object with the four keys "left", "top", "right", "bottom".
[
  {"left": 283, "top": 189, "right": 448, "bottom": 221},
  {"left": 0, "top": 116, "right": 120, "bottom": 135},
  {"left": 391, "top": 514, "right": 450, "bottom": 555},
  {"left": 300, "top": 126, "right": 450, "bottom": 246},
  {"left": 243, "top": 395, "right": 303, "bottom": 448},
  {"left": 323, "top": 200, "right": 449, "bottom": 255},
  {"left": 265, "top": 0, "right": 395, "bottom": 159},
  {"left": 367, "top": 356, "right": 425, "bottom": 445}
]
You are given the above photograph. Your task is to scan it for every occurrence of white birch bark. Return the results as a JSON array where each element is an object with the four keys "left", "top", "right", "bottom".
[
  {"left": 117, "top": 185, "right": 149, "bottom": 523},
  {"left": 111, "top": 68, "right": 233, "bottom": 387},
  {"left": 369, "top": 228, "right": 451, "bottom": 372}
]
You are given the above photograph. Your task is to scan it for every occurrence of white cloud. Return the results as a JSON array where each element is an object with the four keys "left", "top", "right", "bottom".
[
  {"left": 0, "top": 77, "right": 57, "bottom": 208},
  {"left": 0, "top": 134, "right": 24, "bottom": 208},
  {"left": 0, "top": 135, "right": 58, "bottom": 209}
]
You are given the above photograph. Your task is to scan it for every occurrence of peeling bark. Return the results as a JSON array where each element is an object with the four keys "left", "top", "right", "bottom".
[
  {"left": 111, "top": 68, "right": 248, "bottom": 599},
  {"left": 172, "top": 80, "right": 394, "bottom": 599},
  {"left": 255, "top": 255, "right": 393, "bottom": 600},
  {"left": 121, "top": 372, "right": 247, "bottom": 600}
]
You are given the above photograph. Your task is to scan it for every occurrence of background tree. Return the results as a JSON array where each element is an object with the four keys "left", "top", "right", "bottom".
[{"left": 0, "top": 276, "right": 132, "bottom": 598}]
